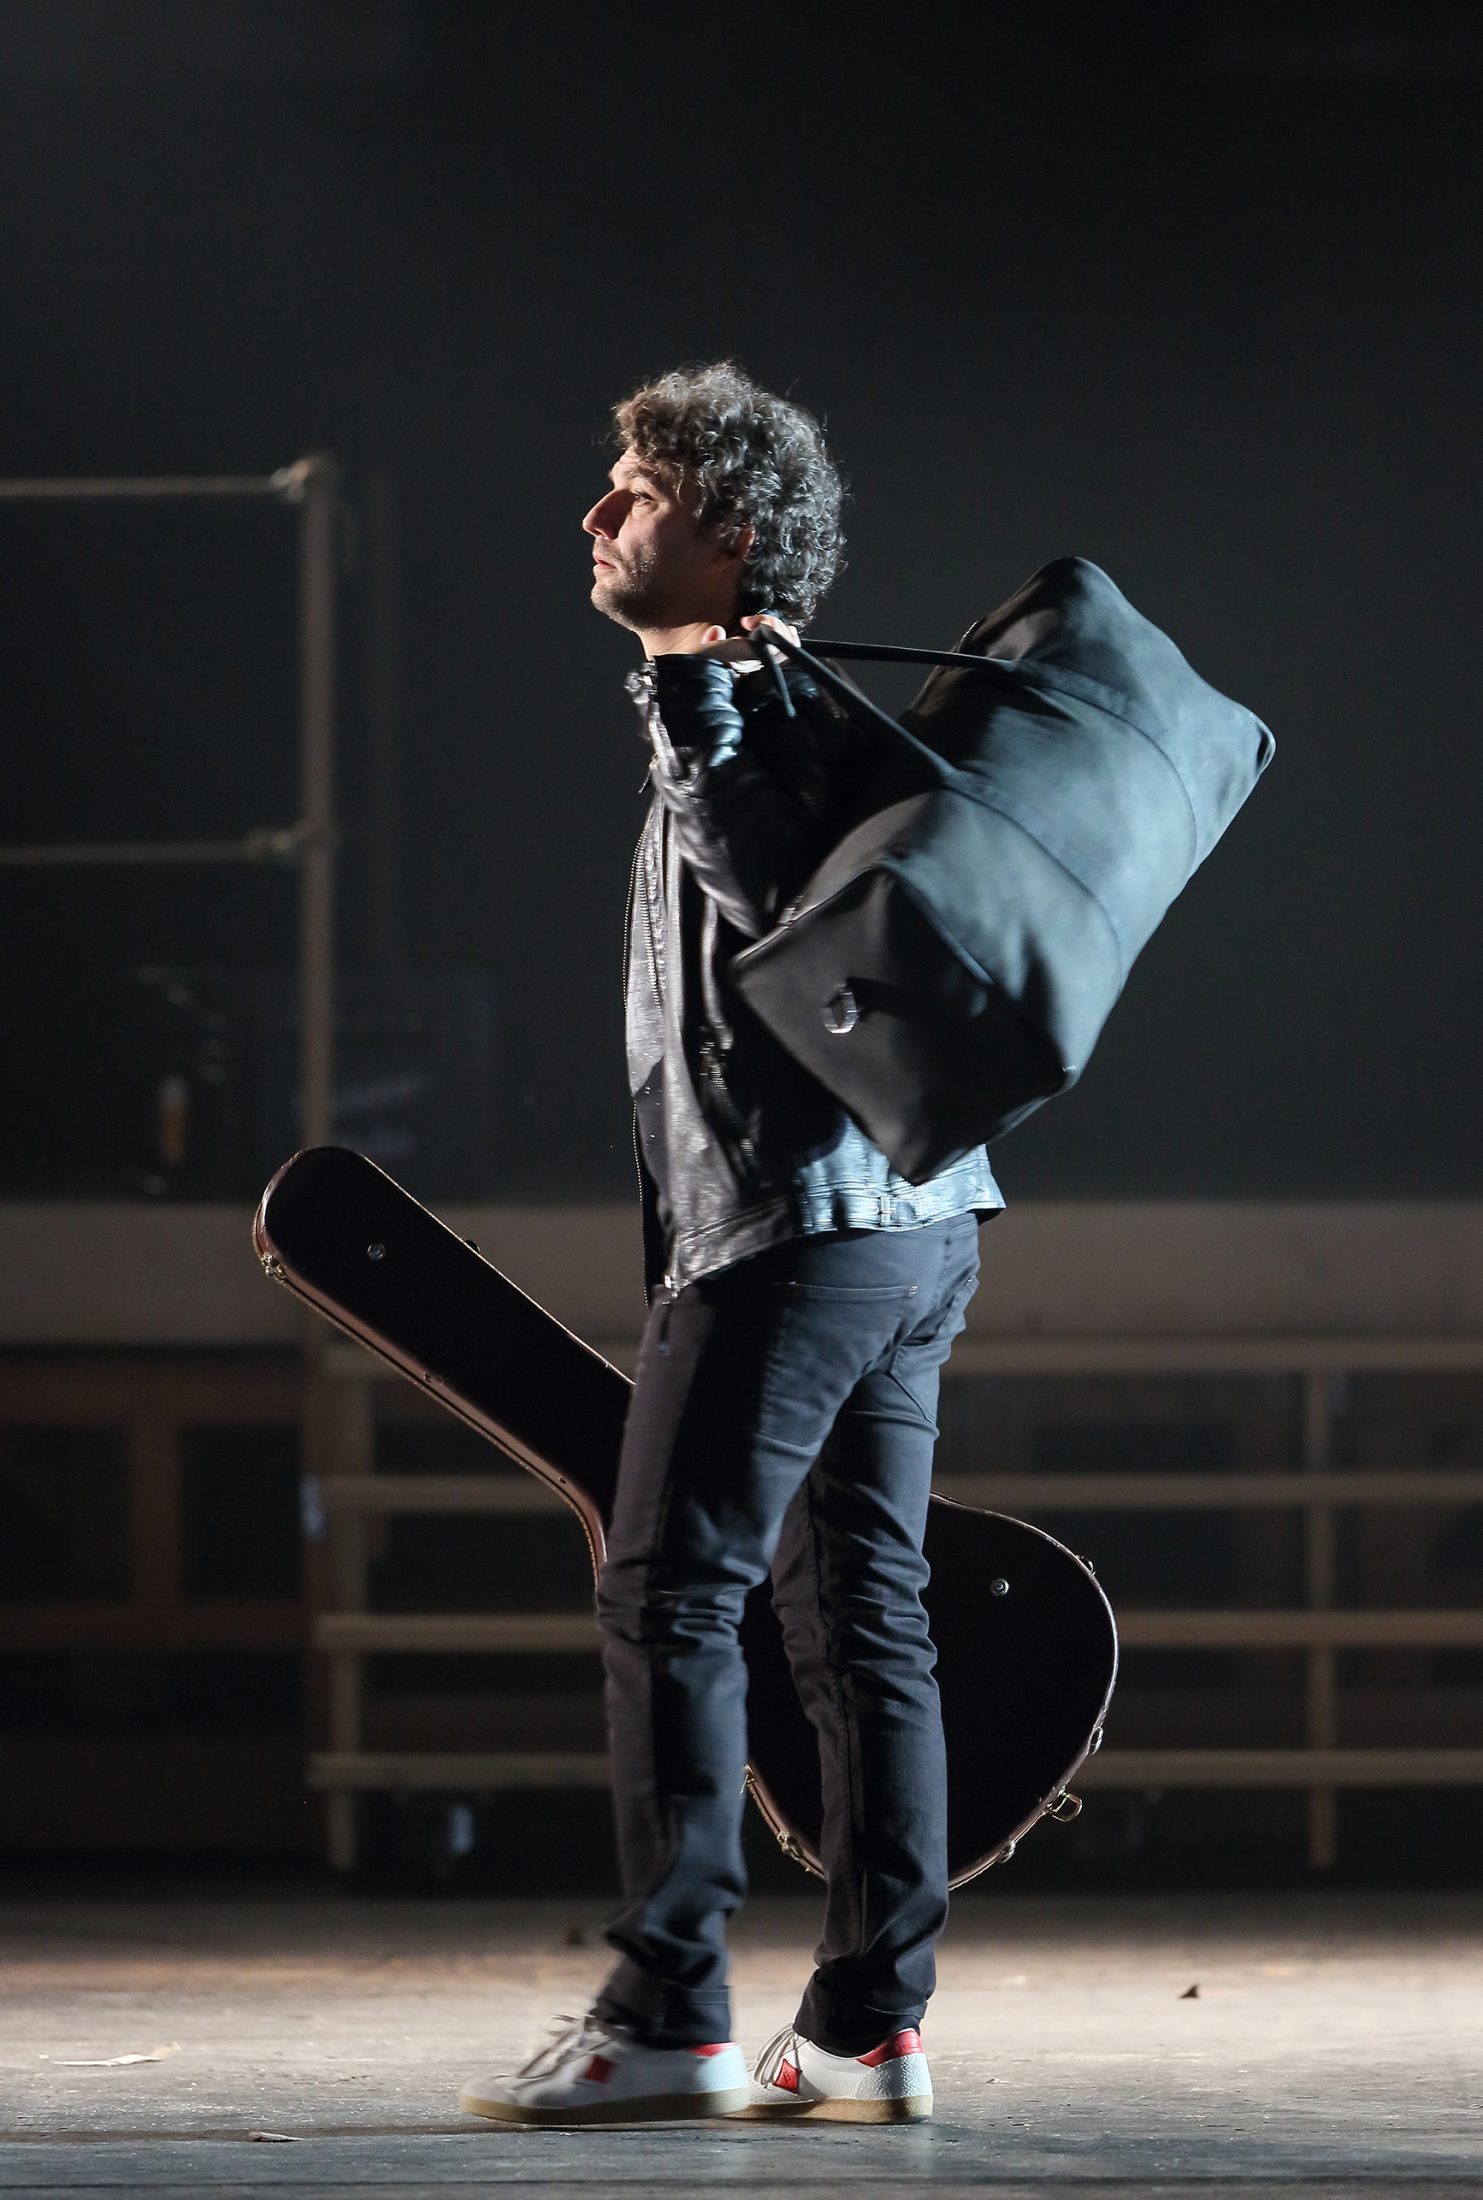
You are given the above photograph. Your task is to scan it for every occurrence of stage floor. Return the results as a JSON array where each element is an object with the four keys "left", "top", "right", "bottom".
[{"left": 0, "top": 1883, "right": 1479, "bottom": 2196}]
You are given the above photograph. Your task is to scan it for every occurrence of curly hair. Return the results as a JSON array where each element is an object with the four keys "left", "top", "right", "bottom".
[{"left": 611, "top": 361, "right": 846, "bottom": 625}]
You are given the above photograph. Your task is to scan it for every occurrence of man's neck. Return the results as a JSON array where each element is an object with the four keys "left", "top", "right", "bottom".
[{"left": 636, "top": 615, "right": 731, "bottom": 659}]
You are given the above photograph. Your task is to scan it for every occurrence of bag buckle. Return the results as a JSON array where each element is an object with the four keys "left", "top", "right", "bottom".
[{"left": 823, "top": 984, "right": 860, "bottom": 1035}]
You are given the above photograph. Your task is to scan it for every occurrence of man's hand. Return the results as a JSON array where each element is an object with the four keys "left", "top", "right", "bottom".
[{"left": 687, "top": 612, "right": 801, "bottom": 669}]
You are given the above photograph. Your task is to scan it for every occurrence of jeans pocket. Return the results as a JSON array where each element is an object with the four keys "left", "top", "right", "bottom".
[{"left": 899, "top": 1262, "right": 980, "bottom": 1358}]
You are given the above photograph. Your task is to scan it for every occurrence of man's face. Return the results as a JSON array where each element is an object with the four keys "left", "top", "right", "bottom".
[{"left": 582, "top": 449, "right": 742, "bottom": 635}]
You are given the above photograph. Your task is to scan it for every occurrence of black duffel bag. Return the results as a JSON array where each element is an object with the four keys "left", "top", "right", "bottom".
[{"left": 730, "top": 556, "right": 1275, "bottom": 1183}]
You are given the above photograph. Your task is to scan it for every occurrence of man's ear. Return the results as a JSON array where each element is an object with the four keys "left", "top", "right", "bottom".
[{"left": 720, "top": 521, "right": 755, "bottom": 569}]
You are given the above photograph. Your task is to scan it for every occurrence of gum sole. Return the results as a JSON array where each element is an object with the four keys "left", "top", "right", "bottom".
[
  {"left": 459, "top": 2085, "right": 750, "bottom": 2126},
  {"left": 736, "top": 2093, "right": 933, "bottom": 2123}
]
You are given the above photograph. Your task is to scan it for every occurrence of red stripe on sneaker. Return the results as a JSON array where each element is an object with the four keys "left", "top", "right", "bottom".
[
  {"left": 689, "top": 2043, "right": 730, "bottom": 2057},
  {"left": 583, "top": 2054, "right": 614, "bottom": 2083},
  {"left": 857, "top": 2028, "right": 922, "bottom": 2067},
  {"left": 775, "top": 2058, "right": 800, "bottom": 2093}
]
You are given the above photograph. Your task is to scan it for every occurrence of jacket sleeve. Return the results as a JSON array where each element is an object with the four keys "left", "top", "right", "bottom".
[{"left": 629, "top": 652, "right": 869, "bottom": 941}]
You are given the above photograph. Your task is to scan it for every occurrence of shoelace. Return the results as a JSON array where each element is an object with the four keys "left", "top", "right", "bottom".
[
  {"left": 751, "top": 2025, "right": 802, "bottom": 2086},
  {"left": 512, "top": 2012, "right": 618, "bottom": 2083}
]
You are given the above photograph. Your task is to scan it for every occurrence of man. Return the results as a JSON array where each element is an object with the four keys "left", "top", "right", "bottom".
[{"left": 460, "top": 362, "right": 1003, "bottom": 2127}]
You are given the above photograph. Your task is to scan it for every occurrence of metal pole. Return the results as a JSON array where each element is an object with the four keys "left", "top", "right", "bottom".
[
  {"left": 363, "top": 468, "right": 405, "bottom": 972},
  {"left": 0, "top": 471, "right": 291, "bottom": 500},
  {"left": 296, "top": 454, "right": 340, "bottom": 1155},
  {"left": 0, "top": 830, "right": 304, "bottom": 867},
  {"left": 293, "top": 454, "right": 345, "bottom": 1867},
  {"left": 1302, "top": 1367, "right": 1339, "bottom": 1869}
]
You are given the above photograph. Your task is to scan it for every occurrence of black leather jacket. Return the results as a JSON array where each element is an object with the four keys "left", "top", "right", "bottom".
[{"left": 623, "top": 649, "right": 1004, "bottom": 1307}]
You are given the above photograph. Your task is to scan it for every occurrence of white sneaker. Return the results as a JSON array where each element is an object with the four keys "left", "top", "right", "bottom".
[
  {"left": 742, "top": 2023, "right": 933, "bottom": 2122},
  {"left": 459, "top": 2012, "right": 749, "bottom": 2126}
]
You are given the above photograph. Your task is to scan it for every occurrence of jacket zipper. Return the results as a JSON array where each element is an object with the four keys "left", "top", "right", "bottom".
[{"left": 623, "top": 814, "right": 680, "bottom": 1333}]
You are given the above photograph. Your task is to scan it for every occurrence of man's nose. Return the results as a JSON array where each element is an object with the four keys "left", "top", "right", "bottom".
[{"left": 583, "top": 490, "right": 621, "bottom": 539}]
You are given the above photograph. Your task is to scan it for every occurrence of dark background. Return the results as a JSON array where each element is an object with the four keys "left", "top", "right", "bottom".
[{"left": 3, "top": 0, "right": 1478, "bottom": 1203}]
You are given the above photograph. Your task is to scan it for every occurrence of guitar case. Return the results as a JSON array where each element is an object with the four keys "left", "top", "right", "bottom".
[{"left": 255, "top": 1145, "right": 1118, "bottom": 1886}]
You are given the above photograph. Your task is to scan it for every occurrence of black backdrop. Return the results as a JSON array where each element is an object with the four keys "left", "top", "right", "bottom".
[{"left": 2, "top": 0, "right": 1478, "bottom": 1201}]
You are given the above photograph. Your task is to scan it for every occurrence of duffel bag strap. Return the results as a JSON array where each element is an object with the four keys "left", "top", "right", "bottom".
[
  {"left": 752, "top": 626, "right": 1001, "bottom": 777},
  {"left": 809, "top": 636, "right": 1009, "bottom": 671}
]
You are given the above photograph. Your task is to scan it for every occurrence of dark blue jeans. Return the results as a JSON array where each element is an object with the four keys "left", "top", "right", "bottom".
[{"left": 592, "top": 1212, "right": 982, "bottom": 2053}]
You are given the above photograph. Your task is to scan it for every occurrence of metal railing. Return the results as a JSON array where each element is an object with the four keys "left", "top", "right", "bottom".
[{"left": 309, "top": 1329, "right": 1483, "bottom": 1872}]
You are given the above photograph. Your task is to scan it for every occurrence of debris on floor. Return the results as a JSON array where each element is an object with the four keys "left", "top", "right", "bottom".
[{"left": 42, "top": 2043, "right": 181, "bottom": 2067}]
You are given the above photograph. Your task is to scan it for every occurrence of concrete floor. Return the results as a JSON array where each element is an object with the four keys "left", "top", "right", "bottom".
[{"left": 0, "top": 1883, "right": 1480, "bottom": 2196}]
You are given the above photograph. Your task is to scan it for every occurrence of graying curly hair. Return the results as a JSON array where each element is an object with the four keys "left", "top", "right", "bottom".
[{"left": 611, "top": 361, "right": 846, "bottom": 625}]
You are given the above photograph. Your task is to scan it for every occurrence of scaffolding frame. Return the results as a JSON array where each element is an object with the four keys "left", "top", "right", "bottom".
[
  {"left": 0, "top": 454, "right": 341, "bottom": 1163},
  {"left": 0, "top": 461, "right": 344, "bottom": 1821}
]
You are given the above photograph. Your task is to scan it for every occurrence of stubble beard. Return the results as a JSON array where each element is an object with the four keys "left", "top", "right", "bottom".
[{"left": 590, "top": 544, "right": 675, "bottom": 633}]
